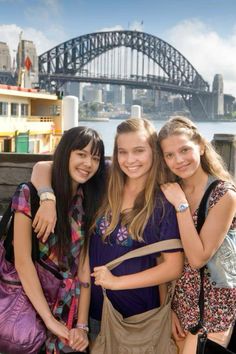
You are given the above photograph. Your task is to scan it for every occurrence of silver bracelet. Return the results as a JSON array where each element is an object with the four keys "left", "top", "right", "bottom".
[{"left": 76, "top": 323, "right": 89, "bottom": 332}]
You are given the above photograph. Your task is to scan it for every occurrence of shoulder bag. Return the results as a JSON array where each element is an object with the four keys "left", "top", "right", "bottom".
[
  {"left": 189, "top": 180, "right": 236, "bottom": 354},
  {"left": 0, "top": 182, "right": 62, "bottom": 354},
  {"left": 91, "top": 238, "right": 182, "bottom": 354}
]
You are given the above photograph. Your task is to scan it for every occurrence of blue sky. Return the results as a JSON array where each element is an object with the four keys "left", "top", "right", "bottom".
[{"left": 1, "top": 0, "right": 236, "bottom": 96}]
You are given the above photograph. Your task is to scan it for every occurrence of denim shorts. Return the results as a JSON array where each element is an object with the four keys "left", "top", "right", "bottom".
[{"left": 89, "top": 317, "right": 101, "bottom": 341}]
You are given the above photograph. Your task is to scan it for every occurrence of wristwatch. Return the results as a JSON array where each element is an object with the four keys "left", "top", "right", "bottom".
[
  {"left": 175, "top": 202, "right": 189, "bottom": 213},
  {"left": 39, "top": 192, "right": 56, "bottom": 204}
]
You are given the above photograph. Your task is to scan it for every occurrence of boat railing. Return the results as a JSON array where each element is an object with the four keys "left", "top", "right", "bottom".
[{"left": 27, "top": 116, "right": 54, "bottom": 122}]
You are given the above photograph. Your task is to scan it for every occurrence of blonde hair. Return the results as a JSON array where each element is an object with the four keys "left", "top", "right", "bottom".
[
  {"left": 157, "top": 116, "right": 233, "bottom": 183},
  {"left": 95, "top": 118, "right": 160, "bottom": 242}
]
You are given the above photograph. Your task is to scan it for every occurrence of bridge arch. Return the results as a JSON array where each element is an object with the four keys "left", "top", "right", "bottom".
[{"left": 39, "top": 30, "right": 209, "bottom": 91}]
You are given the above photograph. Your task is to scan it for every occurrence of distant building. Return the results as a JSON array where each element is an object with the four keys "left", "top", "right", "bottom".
[
  {"left": 63, "top": 81, "right": 80, "bottom": 99},
  {"left": 17, "top": 40, "right": 38, "bottom": 88},
  {"left": 104, "top": 89, "right": 115, "bottom": 104},
  {"left": 0, "top": 42, "right": 11, "bottom": 71},
  {"left": 125, "top": 87, "right": 133, "bottom": 106},
  {"left": 212, "top": 74, "right": 224, "bottom": 116},
  {"left": 83, "top": 85, "right": 103, "bottom": 103},
  {"left": 0, "top": 84, "right": 63, "bottom": 153}
]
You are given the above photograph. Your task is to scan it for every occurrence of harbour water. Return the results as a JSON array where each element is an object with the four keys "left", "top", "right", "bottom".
[{"left": 80, "top": 119, "right": 236, "bottom": 156}]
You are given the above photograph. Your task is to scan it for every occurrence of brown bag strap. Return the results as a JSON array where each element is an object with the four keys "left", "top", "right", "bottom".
[{"left": 105, "top": 239, "right": 182, "bottom": 271}]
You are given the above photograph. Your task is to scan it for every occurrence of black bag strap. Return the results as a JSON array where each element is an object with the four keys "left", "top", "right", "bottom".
[
  {"left": 28, "top": 181, "right": 41, "bottom": 261},
  {"left": 0, "top": 182, "right": 40, "bottom": 262},
  {"left": 0, "top": 203, "right": 12, "bottom": 238},
  {"left": 189, "top": 179, "right": 220, "bottom": 335},
  {"left": 0, "top": 182, "right": 63, "bottom": 280}
]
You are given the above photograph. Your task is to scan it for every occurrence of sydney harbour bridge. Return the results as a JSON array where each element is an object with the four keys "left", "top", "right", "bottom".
[{"left": 1, "top": 30, "right": 228, "bottom": 120}]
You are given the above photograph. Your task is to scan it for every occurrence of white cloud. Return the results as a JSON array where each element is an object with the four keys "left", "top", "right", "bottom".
[
  {"left": 0, "top": 24, "right": 65, "bottom": 61},
  {"left": 98, "top": 25, "right": 124, "bottom": 32},
  {"left": 98, "top": 20, "right": 144, "bottom": 33},
  {"left": 129, "top": 21, "right": 144, "bottom": 32},
  {"left": 165, "top": 19, "right": 236, "bottom": 97}
]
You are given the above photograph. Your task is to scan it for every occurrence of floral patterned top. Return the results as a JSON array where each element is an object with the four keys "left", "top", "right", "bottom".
[
  {"left": 172, "top": 180, "right": 236, "bottom": 332},
  {"left": 90, "top": 192, "right": 181, "bottom": 321},
  {"left": 11, "top": 183, "right": 85, "bottom": 353}
]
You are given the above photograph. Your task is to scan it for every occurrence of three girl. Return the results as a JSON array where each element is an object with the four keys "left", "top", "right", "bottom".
[
  {"left": 31, "top": 116, "right": 236, "bottom": 353},
  {"left": 32, "top": 118, "right": 184, "bottom": 351}
]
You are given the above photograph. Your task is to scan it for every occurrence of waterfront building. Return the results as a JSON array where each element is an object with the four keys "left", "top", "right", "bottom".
[
  {"left": 17, "top": 40, "right": 38, "bottom": 88},
  {"left": 125, "top": 87, "right": 133, "bottom": 106},
  {"left": 63, "top": 81, "right": 80, "bottom": 99},
  {"left": 113, "top": 85, "right": 125, "bottom": 105},
  {"left": 0, "top": 42, "right": 11, "bottom": 71},
  {"left": 83, "top": 85, "right": 103, "bottom": 103},
  {"left": 212, "top": 74, "right": 224, "bottom": 116},
  {"left": 0, "top": 85, "right": 63, "bottom": 153}
]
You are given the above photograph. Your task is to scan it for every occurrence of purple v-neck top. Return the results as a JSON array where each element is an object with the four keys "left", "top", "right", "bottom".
[{"left": 89, "top": 191, "right": 181, "bottom": 321}]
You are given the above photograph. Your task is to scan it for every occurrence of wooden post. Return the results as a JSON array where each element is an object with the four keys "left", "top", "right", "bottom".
[{"left": 213, "top": 134, "right": 236, "bottom": 179}]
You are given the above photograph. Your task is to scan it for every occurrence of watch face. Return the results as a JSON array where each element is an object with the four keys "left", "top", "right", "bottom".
[{"left": 177, "top": 203, "right": 189, "bottom": 212}]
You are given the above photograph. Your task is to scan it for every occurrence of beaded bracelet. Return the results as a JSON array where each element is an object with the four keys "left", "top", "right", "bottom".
[
  {"left": 80, "top": 281, "right": 90, "bottom": 288},
  {"left": 76, "top": 323, "right": 89, "bottom": 332}
]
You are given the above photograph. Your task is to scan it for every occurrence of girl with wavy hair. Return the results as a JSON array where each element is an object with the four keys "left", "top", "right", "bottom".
[{"left": 158, "top": 116, "right": 236, "bottom": 354}]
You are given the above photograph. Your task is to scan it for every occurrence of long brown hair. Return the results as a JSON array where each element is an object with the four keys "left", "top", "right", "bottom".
[
  {"left": 52, "top": 126, "right": 105, "bottom": 264},
  {"left": 157, "top": 116, "right": 234, "bottom": 184},
  {"left": 93, "top": 118, "right": 161, "bottom": 242}
]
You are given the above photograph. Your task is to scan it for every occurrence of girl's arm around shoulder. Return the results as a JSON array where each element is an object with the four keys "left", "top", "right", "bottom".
[
  {"left": 30, "top": 161, "right": 56, "bottom": 242},
  {"left": 157, "top": 191, "right": 181, "bottom": 242},
  {"left": 31, "top": 161, "right": 53, "bottom": 190}
]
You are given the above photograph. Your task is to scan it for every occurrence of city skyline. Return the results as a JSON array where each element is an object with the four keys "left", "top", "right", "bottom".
[{"left": 0, "top": 0, "right": 236, "bottom": 97}]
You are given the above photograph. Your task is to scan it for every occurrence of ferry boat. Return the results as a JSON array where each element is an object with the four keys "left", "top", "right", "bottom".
[{"left": 0, "top": 84, "right": 63, "bottom": 153}]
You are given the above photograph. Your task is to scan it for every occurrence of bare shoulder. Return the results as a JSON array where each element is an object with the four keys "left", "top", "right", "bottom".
[
  {"left": 34, "top": 161, "right": 53, "bottom": 166},
  {"left": 226, "top": 188, "right": 236, "bottom": 205}
]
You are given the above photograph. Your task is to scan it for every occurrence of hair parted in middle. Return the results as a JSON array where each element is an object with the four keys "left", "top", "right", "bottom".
[
  {"left": 52, "top": 126, "right": 106, "bottom": 265},
  {"left": 95, "top": 117, "right": 162, "bottom": 242},
  {"left": 157, "top": 115, "right": 233, "bottom": 184}
]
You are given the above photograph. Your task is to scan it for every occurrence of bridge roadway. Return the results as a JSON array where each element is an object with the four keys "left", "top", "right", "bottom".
[{"left": 39, "top": 74, "right": 210, "bottom": 96}]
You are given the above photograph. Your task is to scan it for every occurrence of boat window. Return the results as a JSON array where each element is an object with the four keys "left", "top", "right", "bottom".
[
  {"left": 0, "top": 102, "right": 8, "bottom": 116},
  {"left": 11, "top": 103, "right": 19, "bottom": 116}
]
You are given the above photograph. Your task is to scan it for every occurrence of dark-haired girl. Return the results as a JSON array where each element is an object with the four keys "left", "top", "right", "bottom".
[{"left": 14, "top": 126, "right": 106, "bottom": 353}]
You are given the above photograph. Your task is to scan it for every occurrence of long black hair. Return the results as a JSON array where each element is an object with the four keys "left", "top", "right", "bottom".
[{"left": 52, "top": 126, "right": 106, "bottom": 265}]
